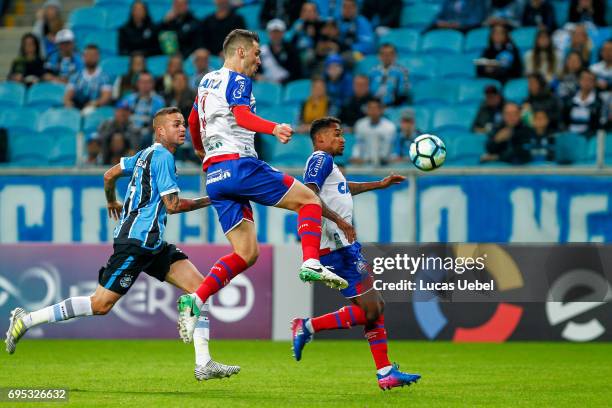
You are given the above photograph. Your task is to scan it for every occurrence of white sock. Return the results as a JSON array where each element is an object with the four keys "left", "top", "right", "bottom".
[
  {"left": 22, "top": 296, "right": 93, "bottom": 329},
  {"left": 194, "top": 310, "right": 211, "bottom": 366},
  {"left": 305, "top": 318, "right": 314, "bottom": 333},
  {"left": 377, "top": 365, "right": 393, "bottom": 376}
]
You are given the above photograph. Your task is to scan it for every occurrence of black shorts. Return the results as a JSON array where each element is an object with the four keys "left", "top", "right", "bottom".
[{"left": 98, "top": 242, "right": 188, "bottom": 295}]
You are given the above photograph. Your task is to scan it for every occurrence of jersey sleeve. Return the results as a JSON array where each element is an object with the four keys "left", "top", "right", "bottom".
[
  {"left": 119, "top": 151, "right": 141, "bottom": 175},
  {"left": 152, "top": 151, "right": 180, "bottom": 197},
  {"left": 303, "top": 152, "right": 334, "bottom": 191},
  {"left": 225, "top": 73, "right": 253, "bottom": 107}
]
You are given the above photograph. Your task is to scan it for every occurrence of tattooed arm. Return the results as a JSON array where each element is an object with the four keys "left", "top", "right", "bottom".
[
  {"left": 162, "top": 193, "right": 211, "bottom": 215},
  {"left": 103, "top": 164, "right": 124, "bottom": 220}
]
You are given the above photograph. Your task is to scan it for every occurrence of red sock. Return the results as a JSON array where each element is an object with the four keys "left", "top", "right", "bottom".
[
  {"left": 365, "top": 315, "right": 391, "bottom": 370},
  {"left": 298, "top": 203, "right": 322, "bottom": 262},
  {"left": 311, "top": 305, "right": 366, "bottom": 332},
  {"left": 195, "top": 253, "right": 248, "bottom": 304}
]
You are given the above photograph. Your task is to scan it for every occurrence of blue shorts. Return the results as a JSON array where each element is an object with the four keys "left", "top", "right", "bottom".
[
  {"left": 206, "top": 157, "right": 295, "bottom": 234},
  {"left": 320, "top": 242, "right": 374, "bottom": 298}
]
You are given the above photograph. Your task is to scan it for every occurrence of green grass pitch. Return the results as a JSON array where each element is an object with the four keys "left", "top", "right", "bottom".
[{"left": 1, "top": 340, "right": 610, "bottom": 407}]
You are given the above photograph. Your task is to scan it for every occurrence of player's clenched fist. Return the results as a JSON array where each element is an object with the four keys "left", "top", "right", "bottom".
[{"left": 273, "top": 123, "right": 293, "bottom": 144}]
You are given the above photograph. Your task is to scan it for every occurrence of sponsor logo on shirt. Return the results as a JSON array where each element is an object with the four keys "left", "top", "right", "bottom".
[{"left": 207, "top": 169, "right": 231, "bottom": 184}]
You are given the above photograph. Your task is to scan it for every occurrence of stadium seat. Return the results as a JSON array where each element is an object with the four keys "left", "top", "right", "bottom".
[
  {"left": 192, "top": 4, "right": 216, "bottom": 19},
  {"left": 555, "top": 132, "right": 589, "bottom": 164},
  {"left": 511, "top": 27, "right": 537, "bottom": 51},
  {"left": 253, "top": 81, "right": 282, "bottom": 107},
  {"left": 420, "top": 29, "right": 464, "bottom": 54},
  {"left": 457, "top": 78, "right": 502, "bottom": 104},
  {"left": 99, "top": 5, "right": 130, "bottom": 29},
  {"left": 84, "top": 31, "right": 118, "bottom": 57},
  {"left": 69, "top": 7, "right": 107, "bottom": 32},
  {"left": 48, "top": 132, "right": 78, "bottom": 166},
  {"left": 0, "top": 108, "right": 40, "bottom": 133},
  {"left": 446, "top": 133, "right": 486, "bottom": 166},
  {"left": 355, "top": 55, "right": 379, "bottom": 75},
  {"left": 414, "top": 106, "right": 432, "bottom": 132},
  {"left": 148, "top": 4, "right": 169, "bottom": 22},
  {"left": 283, "top": 79, "right": 312, "bottom": 105},
  {"left": 412, "top": 79, "right": 458, "bottom": 106},
  {"left": 82, "top": 107, "right": 115, "bottom": 134},
  {"left": 552, "top": 0, "right": 569, "bottom": 27},
  {"left": 401, "top": 3, "right": 441, "bottom": 30},
  {"left": 398, "top": 54, "right": 437, "bottom": 81},
  {"left": 25, "top": 82, "right": 66, "bottom": 109},
  {"left": 147, "top": 55, "right": 170, "bottom": 77},
  {"left": 101, "top": 56, "right": 130, "bottom": 80},
  {"left": 384, "top": 106, "right": 404, "bottom": 124},
  {"left": 9, "top": 132, "right": 52, "bottom": 166},
  {"left": 209, "top": 55, "right": 223, "bottom": 70},
  {"left": 258, "top": 105, "right": 299, "bottom": 126},
  {"left": 0, "top": 81, "right": 25, "bottom": 108},
  {"left": 378, "top": 28, "right": 420, "bottom": 53},
  {"left": 39, "top": 108, "right": 81, "bottom": 134},
  {"left": 95, "top": 0, "right": 131, "bottom": 6},
  {"left": 437, "top": 54, "right": 475, "bottom": 78},
  {"left": 336, "top": 133, "right": 355, "bottom": 166},
  {"left": 255, "top": 29, "right": 269, "bottom": 45},
  {"left": 503, "top": 78, "right": 528, "bottom": 103},
  {"left": 236, "top": 4, "right": 262, "bottom": 30},
  {"left": 464, "top": 27, "right": 489, "bottom": 53},
  {"left": 270, "top": 134, "right": 312, "bottom": 167},
  {"left": 431, "top": 106, "right": 476, "bottom": 133}
]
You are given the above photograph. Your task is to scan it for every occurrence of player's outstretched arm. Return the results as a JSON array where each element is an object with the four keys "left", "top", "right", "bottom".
[
  {"left": 231, "top": 105, "right": 293, "bottom": 143},
  {"left": 162, "top": 193, "right": 211, "bottom": 215},
  {"left": 103, "top": 164, "right": 124, "bottom": 220},
  {"left": 304, "top": 183, "right": 356, "bottom": 243},
  {"left": 348, "top": 174, "right": 406, "bottom": 196}
]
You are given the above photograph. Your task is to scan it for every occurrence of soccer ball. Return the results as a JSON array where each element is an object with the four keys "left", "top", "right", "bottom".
[{"left": 409, "top": 134, "right": 446, "bottom": 171}]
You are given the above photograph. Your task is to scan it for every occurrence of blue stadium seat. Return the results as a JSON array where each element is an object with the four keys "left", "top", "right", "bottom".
[
  {"left": 414, "top": 106, "right": 432, "bottom": 132},
  {"left": 446, "top": 133, "right": 486, "bottom": 166},
  {"left": 255, "top": 29, "right": 269, "bottom": 45},
  {"left": 464, "top": 27, "right": 489, "bottom": 53},
  {"left": 398, "top": 54, "right": 437, "bottom": 81},
  {"left": 25, "top": 82, "right": 66, "bottom": 109},
  {"left": 9, "top": 132, "right": 52, "bottom": 166},
  {"left": 0, "top": 108, "right": 40, "bottom": 133},
  {"left": 420, "top": 29, "right": 464, "bottom": 54},
  {"left": 0, "top": 81, "right": 25, "bottom": 108},
  {"left": 355, "top": 55, "right": 379, "bottom": 75},
  {"left": 503, "top": 78, "right": 528, "bottom": 103},
  {"left": 258, "top": 105, "right": 299, "bottom": 126},
  {"left": 283, "top": 79, "right": 312, "bottom": 105},
  {"left": 48, "top": 132, "right": 78, "bottom": 166},
  {"left": 84, "top": 31, "right": 118, "bottom": 57},
  {"left": 147, "top": 55, "right": 169, "bottom": 77},
  {"left": 384, "top": 106, "right": 404, "bottom": 124},
  {"left": 401, "top": 3, "right": 441, "bottom": 29},
  {"left": 336, "top": 133, "right": 355, "bottom": 166},
  {"left": 39, "top": 108, "right": 81, "bottom": 134},
  {"left": 511, "top": 27, "right": 537, "bottom": 51},
  {"left": 270, "top": 134, "right": 312, "bottom": 167},
  {"left": 457, "top": 78, "right": 502, "bottom": 104},
  {"left": 100, "top": 56, "right": 130, "bottom": 80},
  {"left": 437, "top": 54, "right": 475, "bottom": 78},
  {"left": 100, "top": 5, "right": 130, "bottom": 30},
  {"left": 412, "top": 79, "right": 458, "bottom": 106},
  {"left": 69, "top": 7, "right": 107, "bottom": 32},
  {"left": 253, "top": 81, "right": 282, "bottom": 107},
  {"left": 82, "top": 107, "right": 115, "bottom": 134},
  {"left": 94, "top": 0, "right": 131, "bottom": 6},
  {"left": 236, "top": 4, "right": 262, "bottom": 30},
  {"left": 378, "top": 29, "right": 420, "bottom": 53},
  {"left": 209, "top": 55, "right": 223, "bottom": 70},
  {"left": 555, "top": 132, "right": 589, "bottom": 164},
  {"left": 552, "top": 0, "right": 569, "bottom": 27},
  {"left": 192, "top": 4, "right": 216, "bottom": 19},
  {"left": 148, "top": 4, "right": 169, "bottom": 22},
  {"left": 432, "top": 106, "right": 476, "bottom": 133}
]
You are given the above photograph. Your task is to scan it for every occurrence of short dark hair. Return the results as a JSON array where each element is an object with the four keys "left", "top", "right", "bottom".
[
  {"left": 378, "top": 43, "right": 396, "bottom": 52},
  {"left": 367, "top": 96, "right": 383, "bottom": 106},
  {"left": 153, "top": 107, "right": 182, "bottom": 129},
  {"left": 223, "top": 29, "right": 260, "bottom": 57},
  {"left": 309, "top": 116, "right": 341, "bottom": 142},
  {"left": 84, "top": 44, "right": 99, "bottom": 52}
]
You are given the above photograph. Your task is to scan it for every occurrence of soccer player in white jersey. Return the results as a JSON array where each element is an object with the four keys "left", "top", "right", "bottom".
[
  {"left": 291, "top": 117, "right": 421, "bottom": 390},
  {"left": 178, "top": 29, "right": 347, "bottom": 336}
]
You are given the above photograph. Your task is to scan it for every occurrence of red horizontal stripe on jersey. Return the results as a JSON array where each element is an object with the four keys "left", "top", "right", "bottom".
[{"left": 202, "top": 153, "right": 240, "bottom": 171}]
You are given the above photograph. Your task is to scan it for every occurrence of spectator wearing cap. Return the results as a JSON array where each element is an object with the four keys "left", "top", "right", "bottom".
[
  {"left": 369, "top": 43, "right": 410, "bottom": 107},
  {"left": 119, "top": 1, "right": 160, "bottom": 57},
  {"left": 190, "top": 48, "right": 211, "bottom": 90},
  {"left": 562, "top": 70, "right": 604, "bottom": 137},
  {"left": 338, "top": 74, "right": 371, "bottom": 130},
  {"left": 482, "top": 102, "right": 534, "bottom": 164},
  {"left": 157, "top": 0, "right": 200, "bottom": 57},
  {"left": 43, "top": 29, "right": 83, "bottom": 83},
  {"left": 259, "top": 19, "right": 302, "bottom": 84},
  {"left": 337, "top": 0, "right": 375, "bottom": 56},
  {"left": 522, "top": 0, "right": 557, "bottom": 32},
  {"left": 201, "top": 0, "right": 246, "bottom": 56},
  {"left": 392, "top": 108, "right": 423, "bottom": 162},
  {"left": 96, "top": 100, "right": 141, "bottom": 161},
  {"left": 120, "top": 71, "right": 165, "bottom": 148},
  {"left": 324, "top": 54, "right": 353, "bottom": 113},
  {"left": 33, "top": 0, "right": 63, "bottom": 58},
  {"left": 431, "top": 0, "right": 488, "bottom": 33},
  {"left": 9, "top": 33, "right": 45, "bottom": 86},
  {"left": 351, "top": 97, "right": 396, "bottom": 166},
  {"left": 64, "top": 44, "right": 112, "bottom": 110},
  {"left": 472, "top": 85, "right": 505, "bottom": 134}
]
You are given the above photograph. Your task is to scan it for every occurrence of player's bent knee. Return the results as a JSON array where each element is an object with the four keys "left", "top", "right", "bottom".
[
  {"left": 237, "top": 247, "right": 259, "bottom": 266},
  {"left": 90, "top": 295, "right": 115, "bottom": 315}
]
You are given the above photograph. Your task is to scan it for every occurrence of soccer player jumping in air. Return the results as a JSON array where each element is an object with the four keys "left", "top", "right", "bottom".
[
  {"left": 178, "top": 29, "right": 348, "bottom": 341},
  {"left": 291, "top": 117, "right": 421, "bottom": 390},
  {"left": 5, "top": 108, "right": 239, "bottom": 382}
]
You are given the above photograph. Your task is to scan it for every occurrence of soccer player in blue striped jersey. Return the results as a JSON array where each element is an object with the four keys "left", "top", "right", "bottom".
[{"left": 5, "top": 107, "right": 239, "bottom": 381}]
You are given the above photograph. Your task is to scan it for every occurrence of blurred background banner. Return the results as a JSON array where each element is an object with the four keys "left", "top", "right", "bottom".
[{"left": 0, "top": 244, "right": 273, "bottom": 339}]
